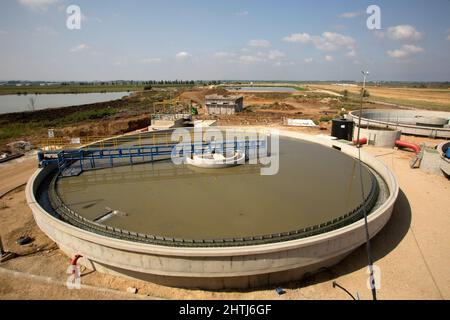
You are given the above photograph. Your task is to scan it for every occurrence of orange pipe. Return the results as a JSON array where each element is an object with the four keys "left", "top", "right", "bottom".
[{"left": 395, "top": 140, "right": 421, "bottom": 154}]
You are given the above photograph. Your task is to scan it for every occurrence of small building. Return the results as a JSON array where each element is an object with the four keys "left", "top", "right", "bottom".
[{"left": 205, "top": 95, "right": 244, "bottom": 115}]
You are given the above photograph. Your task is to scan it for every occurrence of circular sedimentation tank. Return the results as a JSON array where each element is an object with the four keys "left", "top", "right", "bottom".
[
  {"left": 350, "top": 109, "right": 450, "bottom": 138},
  {"left": 26, "top": 128, "right": 398, "bottom": 289}
]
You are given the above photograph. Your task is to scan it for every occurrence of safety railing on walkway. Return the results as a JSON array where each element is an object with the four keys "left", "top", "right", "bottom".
[{"left": 40, "top": 139, "right": 267, "bottom": 177}]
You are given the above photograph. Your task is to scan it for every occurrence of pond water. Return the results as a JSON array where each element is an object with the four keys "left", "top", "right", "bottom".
[{"left": 0, "top": 92, "right": 131, "bottom": 114}]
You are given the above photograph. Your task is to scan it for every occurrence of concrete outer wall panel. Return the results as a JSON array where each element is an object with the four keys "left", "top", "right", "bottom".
[
  {"left": 353, "top": 127, "right": 401, "bottom": 148},
  {"left": 350, "top": 109, "right": 450, "bottom": 139},
  {"left": 437, "top": 142, "right": 450, "bottom": 177},
  {"left": 26, "top": 128, "right": 399, "bottom": 289}
]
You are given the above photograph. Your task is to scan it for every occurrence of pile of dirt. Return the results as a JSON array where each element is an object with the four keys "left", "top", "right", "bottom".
[
  {"left": 179, "top": 87, "right": 234, "bottom": 109},
  {"left": 270, "top": 102, "right": 296, "bottom": 111},
  {"left": 59, "top": 114, "right": 152, "bottom": 137},
  {"left": 204, "top": 87, "right": 231, "bottom": 96}
]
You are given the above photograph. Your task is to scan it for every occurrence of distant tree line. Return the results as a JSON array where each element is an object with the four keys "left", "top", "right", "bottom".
[{"left": 58, "top": 80, "right": 223, "bottom": 86}]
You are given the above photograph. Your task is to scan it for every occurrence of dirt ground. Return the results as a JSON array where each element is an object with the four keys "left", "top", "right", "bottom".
[
  {"left": 0, "top": 130, "right": 449, "bottom": 300},
  {"left": 311, "top": 84, "right": 450, "bottom": 109}
]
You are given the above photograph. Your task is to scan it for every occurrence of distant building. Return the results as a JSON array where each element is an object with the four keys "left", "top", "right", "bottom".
[{"left": 205, "top": 95, "right": 244, "bottom": 115}]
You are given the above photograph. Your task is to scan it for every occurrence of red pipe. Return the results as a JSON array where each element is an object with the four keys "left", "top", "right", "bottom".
[
  {"left": 70, "top": 254, "right": 83, "bottom": 266},
  {"left": 353, "top": 138, "right": 368, "bottom": 146},
  {"left": 395, "top": 140, "right": 421, "bottom": 154}
]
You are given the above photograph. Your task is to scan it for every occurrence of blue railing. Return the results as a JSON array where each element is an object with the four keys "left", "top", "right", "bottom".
[{"left": 39, "top": 139, "right": 266, "bottom": 177}]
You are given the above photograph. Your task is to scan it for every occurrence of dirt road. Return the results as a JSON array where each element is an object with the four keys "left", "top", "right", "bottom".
[{"left": 0, "top": 154, "right": 36, "bottom": 197}]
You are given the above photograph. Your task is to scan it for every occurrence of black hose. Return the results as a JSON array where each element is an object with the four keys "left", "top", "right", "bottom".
[{"left": 332, "top": 281, "right": 357, "bottom": 300}]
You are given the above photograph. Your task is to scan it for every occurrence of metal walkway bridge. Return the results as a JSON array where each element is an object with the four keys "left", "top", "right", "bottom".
[{"left": 39, "top": 139, "right": 267, "bottom": 177}]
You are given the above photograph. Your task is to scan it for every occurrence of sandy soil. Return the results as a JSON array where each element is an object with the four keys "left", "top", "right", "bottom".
[
  {"left": 0, "top": 133, "right": 449, "bottom": 300},
  {"left": 311, "top": 84, "right": 450, "bottom": 109},
  {"left": 0, "top": 154, "right": 36, "bottom": 197}
]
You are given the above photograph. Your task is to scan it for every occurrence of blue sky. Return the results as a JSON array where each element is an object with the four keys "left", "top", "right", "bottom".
[{"left": 0, "top": 0, "right": 449, "bottom": 81}]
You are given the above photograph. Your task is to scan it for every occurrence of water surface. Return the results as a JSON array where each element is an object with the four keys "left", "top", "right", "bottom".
[
  {"left": 56, "top": 136, "right": 374, "bottom": 240},
  {"left": 0, "top": 92, "right": 130, "bottom": 114}
]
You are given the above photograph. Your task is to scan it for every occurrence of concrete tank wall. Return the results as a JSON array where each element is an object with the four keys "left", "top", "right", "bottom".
[
  {"left": 353, "top": 126, "right": 401, "bottom": 148},
  {"left": 437, "top": 142, "right": 450, "bottom": 178},
  {"left": 26, "top": 128, "right": 399, "bottom": 289},
  {"left": 350, "top": 109, "right": 450, "bottom": 138}
]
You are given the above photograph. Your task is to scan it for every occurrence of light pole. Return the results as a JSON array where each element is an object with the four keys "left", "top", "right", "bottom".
[
  {"left": 356, "top": 71, "right": 370, "bottom": 147},
  {"left": 356, "top": 70, "right": 378, "bottom": 301}
]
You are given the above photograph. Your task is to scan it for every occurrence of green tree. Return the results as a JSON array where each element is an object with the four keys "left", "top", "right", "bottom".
[{"left": 343, "top": 90, "right": 349, "bottom": 101}]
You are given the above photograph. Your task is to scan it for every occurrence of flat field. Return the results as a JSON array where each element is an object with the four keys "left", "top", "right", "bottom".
[{"left": 310, "top": 84, "right": 450, "bottom": 111}]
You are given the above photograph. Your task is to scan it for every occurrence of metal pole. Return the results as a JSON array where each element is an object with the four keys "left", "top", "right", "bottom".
[
  {"left": 356, "top": 73, "right": 367, "bottom": 147},
  {"left": 357, "top": 71, "right": 377, "bottom": 301}
]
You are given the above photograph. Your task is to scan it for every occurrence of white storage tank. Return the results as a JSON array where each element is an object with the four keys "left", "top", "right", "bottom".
[{"left": 354, "top": 126, "right": 401, "bottom": 148}]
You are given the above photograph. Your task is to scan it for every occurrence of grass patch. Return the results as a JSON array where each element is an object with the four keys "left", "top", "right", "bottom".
[
  {"left": 292, "top": 86, "right": 308, "bottom": 91},
  {"left": 62, "top": 108, "right": 119, "bottom": 123},
  {"left": 0, "top": 122, "right": 41, "bottom": 141},
  {"left": 251, "top": 92, "right": 293, "bottom": 100},
  {"left": 319, "top": 115, "right": 334, "bottom": 123}
]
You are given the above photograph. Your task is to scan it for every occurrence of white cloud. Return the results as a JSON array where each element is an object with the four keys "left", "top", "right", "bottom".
[
  {"left": 283, "top": 31, "right": 356, "bottom": 52},
  {"left": 267, "top": 50, "right": 285, "bottom": 60},
  {"left": 274, "top": 61, "right": 294, "bottom": 67},
  {"left": 325, "top": 55, "right": 334, "bottom": 62},
  {"left": 339, "top": 11, "right": 362, "bottom": 18},
  {"left": 248, "top": 39, "right": 271, "bottom": 47},
  {"left": 282, "top": 33, "right": 311, "bottom": 43},
  {"left": 175, "top": 51, "right": 192, "bottom": 61},
  {"left": 35, "top": 26, "right": 58, "bottom": 36},
  {"left": 235, "top": 11, "right": 249, "bottom": 16},
  {"left": 305, "top": 58, "right": 313, "bottom": 63},
  {"left": 319, "top": 32, "right": 355, "bottom": 48},
  {"left": 346, "top": 49, "right": 357, "bottom": 57},
  {"left": 215, "top": 49, "right": 286, "bottom": 65},
  {"left": 70, "top": 43, "right": 89, "bottom": 53},
  {"left": 387, "top": 44, "right": 425, "bottom": 59},
  {"left": 141, "top": 58, "right": 162, "bottom": 64},
  {"left": 214, "top": 52, "right": 236, "bottom": 59},
  {"left": 447, "top": 34, "right": 450, "bottom": 41},
  {"left": 18, "top": 0, "right": 58, "bottom": 10},
  {"left": 239, "top": 55, "right": 264, "bottom": 64},
  {"left": 387, "top": 25, "right": 423, "bottom": 41},
  {"left": 0, "top": 30, "right": 8, "bottom": 35}
]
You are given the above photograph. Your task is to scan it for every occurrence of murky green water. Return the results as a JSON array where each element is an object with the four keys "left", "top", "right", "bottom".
[{"left": 56, "top": 137, "right": 374, "bottom": 240}]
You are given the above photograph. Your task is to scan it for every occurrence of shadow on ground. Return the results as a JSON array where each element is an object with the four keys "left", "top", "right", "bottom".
[{"left": 272, "top": 189, "right": 412, "bottom": 293}]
